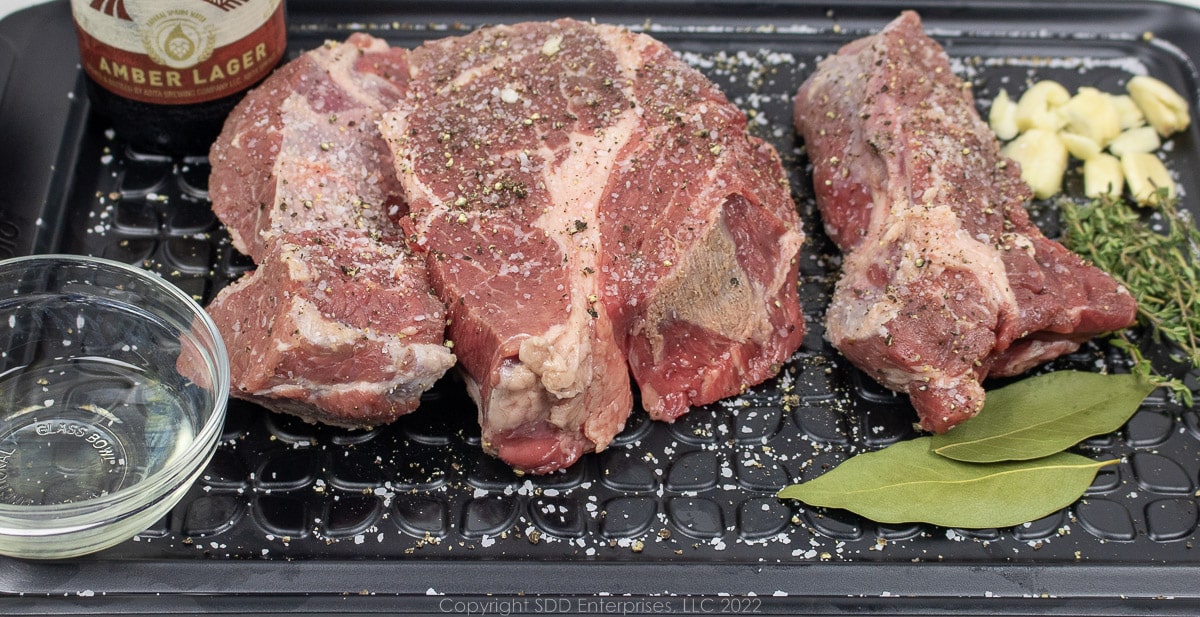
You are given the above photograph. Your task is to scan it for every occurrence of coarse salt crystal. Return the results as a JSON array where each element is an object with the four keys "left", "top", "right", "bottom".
[{"left": 541, "top": 34, "right": 563, "bottom": 57}]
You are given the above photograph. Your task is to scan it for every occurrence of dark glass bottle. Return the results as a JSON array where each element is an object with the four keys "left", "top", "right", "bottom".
[{"left": 71, "top": 0, "right": 286, "bottom": 156}]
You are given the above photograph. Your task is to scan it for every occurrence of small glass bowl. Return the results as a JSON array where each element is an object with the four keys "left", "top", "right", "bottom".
[{"left": 0, "top": 255, "right": 229, "bottom": 559}]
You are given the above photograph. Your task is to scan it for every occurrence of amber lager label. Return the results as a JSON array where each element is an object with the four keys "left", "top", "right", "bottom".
[{"left": 72, "top": 0, "right": 285, "bottom": 106}]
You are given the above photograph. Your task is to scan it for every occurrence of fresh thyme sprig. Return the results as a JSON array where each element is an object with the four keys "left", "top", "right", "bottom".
[{"left": 1059, "top": 189, "right": 1200, "bottom": 406}]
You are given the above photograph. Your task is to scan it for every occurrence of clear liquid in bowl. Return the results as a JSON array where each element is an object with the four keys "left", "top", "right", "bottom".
[{"left": 0, "top": 357, "right": 201, "bottom": 506}]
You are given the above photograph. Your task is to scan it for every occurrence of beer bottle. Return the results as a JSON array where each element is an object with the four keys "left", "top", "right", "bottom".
[{"left": 71, "top": 0, "right": 286, "bottom": 156}]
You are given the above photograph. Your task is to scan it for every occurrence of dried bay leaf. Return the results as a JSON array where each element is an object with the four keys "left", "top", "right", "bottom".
[
  {"left": 777, "top": 438, "right": 1115, "bottom": 528},
  {"left": 931, "top": 371, "right": 1155, "bottom": 463}
]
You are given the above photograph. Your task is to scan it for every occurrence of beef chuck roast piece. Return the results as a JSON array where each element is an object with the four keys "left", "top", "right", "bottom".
[
  {"left": 205, "top": 34, "right": 455, "bottom": 427},
  {"left": 205, "top": 22, "right": 803, "bottom": 471},
  {"left": 793, "top": 11, "right": 1137, "bottom": 433},
  {"left": 209, "top": 33, "right": 410, "bottom": 263},
  {"left": 382, "top": 19, "right": 804, "bottom": 472},
  {"left": 205, "top": 229, "right": 455, "bottom": 427}
]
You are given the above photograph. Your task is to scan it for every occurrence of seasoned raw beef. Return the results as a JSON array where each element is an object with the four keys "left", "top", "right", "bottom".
[
  {"left": 208, "top": 33, "right": 410, "bottom": 263},
  {"left": 205, "top": 34, "right": 454, "bottom": 427},
  {"left": 793, "top": 11, "right": 1137, "bottom": 432},
  {"left": 382, "top": 19, "right": 804, "bottom": 472},
  {"left": 205, "top": 229, "right": 455, "bottom": 427}
]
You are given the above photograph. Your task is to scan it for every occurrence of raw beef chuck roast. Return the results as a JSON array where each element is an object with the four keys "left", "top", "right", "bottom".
[
  {"left": 208, "top": 33, "right": 410, "bottom": 263},
  {"left": 206, "top": 229, "right": 455, "bottom": 427},
  {"left": 381, "top": 19, "right": 804, "bottom": 472},
  {"left": 792, "top": 11, "right": 1137, "bottom": 432},
  {"left": 205, "top": 34, "right": 455, "bottom": 427},
  {"left": 205, "top": 22, "right": 805, "bottom": 473}
]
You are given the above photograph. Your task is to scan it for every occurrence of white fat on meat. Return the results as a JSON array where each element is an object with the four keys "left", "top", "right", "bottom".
[{"left": 829, "top": 203, "right": 1018, "bottom": 358}]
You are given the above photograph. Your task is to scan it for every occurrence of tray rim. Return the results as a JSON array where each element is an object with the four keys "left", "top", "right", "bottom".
[
  {"left": 3, "top": 560, "right": 1200, "bottom": 613},
  {"left": 4, "top": 0, "right": 1200, "bottom": 612}
]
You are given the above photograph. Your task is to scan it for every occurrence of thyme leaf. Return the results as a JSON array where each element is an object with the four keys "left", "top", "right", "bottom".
[{"left": 1060, "top": 189, "right": 1200, "bottom": 406}]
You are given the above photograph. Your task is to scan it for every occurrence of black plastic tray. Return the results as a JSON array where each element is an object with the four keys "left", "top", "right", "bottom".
[{"left": 4, "top": 1, "right": 1200, "bottom": 614}]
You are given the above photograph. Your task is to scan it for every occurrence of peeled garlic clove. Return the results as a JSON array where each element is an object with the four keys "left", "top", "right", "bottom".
[
  {"left": 1002, "top": 128, "right": 1068, "bottom": 199},
  {"left": 1108, "top": 126, "right": 1162, "bottom": 157},
  {"left": 1083, "top": 153, "right": 1124, "bottom": 199},
  {"left": 989, "top": 89, "right": 1020, "bottom": 141},
  {"left": 1121, "top": 152, "right": 1175, "bottom": 206},
  {"left": 1060, "top": 132, "right": 1102, "bottom": 161},
  {"left": 1015, "top": 80, "right": 1071, "bottom": 132},
  {"left": 1127, "top": 75, "right": 1191, "bottom": 137},
  {"left": 1061, "top": 87, "right": 1122, "bottom": 148},
  {"left": 1112, "top": 94, "right": 1146, "bottom": 130}
]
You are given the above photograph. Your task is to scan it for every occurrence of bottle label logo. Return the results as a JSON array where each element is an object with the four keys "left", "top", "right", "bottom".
[
  {"left": 143, "top": 11, "right": 215, "bottom": 68},
  {"left": 71, "top": 0, "right": 285, "bottom": 105}
]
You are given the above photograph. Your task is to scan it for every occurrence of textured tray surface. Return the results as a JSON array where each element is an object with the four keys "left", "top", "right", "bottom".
[{"left": 5, "top": 0, "right": 1200, "bottom": 607}]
